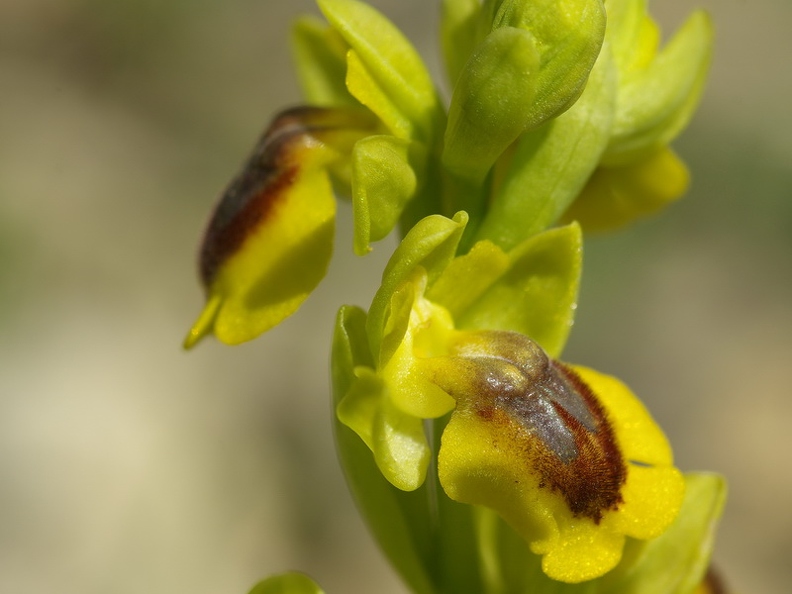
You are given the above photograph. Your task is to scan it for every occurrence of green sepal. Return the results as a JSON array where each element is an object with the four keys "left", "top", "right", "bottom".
[
  {"left": 331, "top": 305, "right": 437, "bottom": 594},
  {"left": 437, "top": 223, "right": 582, "bottom": 359},
  {"left": 291, "top": 16, "right": 356, "bottom": 106},
  {"left": 345, "top": 49, "right": 414, "bottom": 139},
  {"left": 318, "top": 0, "right": 441, "bottom": 143},
  {"left": 351, "top": 135, "right": 426, "bottom": 255},
  {"left": 473, "top": 46, "right": 617, "bottom": 250},
  {"left": 426, "top": 239, "right": 511, "bottom": 322},
  {"left": 442, "top": 26, "right": 540, "bottom": 182},
  {"left": 442, "top": 0, "right": 606, "bottom": 183},
  {"left": 605, "top": 0, "right": 656, "bottom": 74},
  {"left": 247, "top": 572, "right": 324, "bottom": 594},
  {"left": 366, "top": 212, "right": 468, "bottom": 361},
  {"left": 598, "top": 472, "right": 727, "bottom": 594},
  {"left": 604, "top": 11, "right": 714, "bottom": 164}
]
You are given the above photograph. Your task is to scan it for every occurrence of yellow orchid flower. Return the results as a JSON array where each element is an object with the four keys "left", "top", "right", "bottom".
[{"left": 184, "top": 107, "right": 377, "bottom": 348}]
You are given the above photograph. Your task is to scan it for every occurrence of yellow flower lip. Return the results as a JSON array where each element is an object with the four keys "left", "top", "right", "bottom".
[
  {"left": 432, "top": 330, "right": 627, "bottom": 524},
  {"left": 428, "top": 330, "right": 685, "bottom": 582},
  {"left": 184, "top": 105, "right": 379, "bottom": 348},
  {"left": 199, "top": 106, "right": 374, "bottom": 287}
]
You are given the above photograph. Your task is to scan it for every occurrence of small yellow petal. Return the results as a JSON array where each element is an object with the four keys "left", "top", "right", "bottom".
[{"left": 337, "top": 366, "right": 431, "bottom": 491}]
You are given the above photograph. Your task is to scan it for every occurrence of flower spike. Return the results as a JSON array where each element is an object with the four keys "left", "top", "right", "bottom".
[{"left": 184, "top": 0, "right": 725, "bottom": 590}]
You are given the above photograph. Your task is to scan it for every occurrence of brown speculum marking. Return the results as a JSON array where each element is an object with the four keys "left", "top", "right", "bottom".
[
  {"left": 198, "top": 106, "right": 376, "bottom": 287},
  {"left": 440, "top": 331, "right": 627, "bottom": 523}
]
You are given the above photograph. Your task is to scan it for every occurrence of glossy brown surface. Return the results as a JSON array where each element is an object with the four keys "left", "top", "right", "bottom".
[{"left": 440, "top": 331, "right": 627, "bottom": 522}]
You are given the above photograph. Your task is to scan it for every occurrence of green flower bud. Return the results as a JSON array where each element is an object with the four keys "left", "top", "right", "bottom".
[
  {"left": 473, "top": 46, "right": 617, "bottom": 249},
  {"left": 442, "top": 26, "right": 541, "bottom": 182},
  {"left": 442, "top": 0, "right": 607, "bottom": 182}
]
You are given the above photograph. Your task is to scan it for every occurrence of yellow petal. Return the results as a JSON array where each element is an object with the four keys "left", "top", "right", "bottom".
[{"left": 562, "top": 147, "right": 689, "bottom": 232}]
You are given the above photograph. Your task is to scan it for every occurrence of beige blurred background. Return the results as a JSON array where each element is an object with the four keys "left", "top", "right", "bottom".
[{"left": 0, "top": 1, "right": 790, "bottom": 593}]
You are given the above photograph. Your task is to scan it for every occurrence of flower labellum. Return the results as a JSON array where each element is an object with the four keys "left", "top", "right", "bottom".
[
  {"left": 428, "top": 330, "right": 685, "bottom": 582},
  {"left": 184, "top": 106, "right": 378, "bottom": 348},
  {"left": 431, "top": 331, "right": 627, "bottom": 522}
]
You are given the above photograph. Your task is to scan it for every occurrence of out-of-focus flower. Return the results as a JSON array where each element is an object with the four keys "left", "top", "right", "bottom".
[
  {"left": 184, "top": 106, "right": 378, "bottom": 348},
  {"left": 186, "top": 0, "right": 714, "bottom": 348},
  {"left": 562, "top": 147, "right": 690, "bottom": 231}
]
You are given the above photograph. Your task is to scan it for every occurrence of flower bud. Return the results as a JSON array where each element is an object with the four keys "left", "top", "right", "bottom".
[{"left": 442, "top": 0, "right": 607, "bottom": 182}]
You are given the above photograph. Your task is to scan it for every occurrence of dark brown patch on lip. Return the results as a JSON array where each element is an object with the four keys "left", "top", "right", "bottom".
[
  {"left": 198, "top": 152, "right": 297, "bottom": 288},
  {"left": 534, "top": 362, "right": 626, "bottom": 522},
  {"left": 199, "top": 108, "right": 321, "bottom": 287},
  {"left": 436, "top": 331, "right": 627, "bottom": 523},
  {"left": 487, "top": 360, "right": 625, "bottom": 523},
  {"left": 197, "top": 106, "right": 377, "bottom": 287}
]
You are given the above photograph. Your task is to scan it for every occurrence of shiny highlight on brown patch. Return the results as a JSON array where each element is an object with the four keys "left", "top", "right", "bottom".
[{"left": 437, "top": 331, "right": 627, "bottom": 522}]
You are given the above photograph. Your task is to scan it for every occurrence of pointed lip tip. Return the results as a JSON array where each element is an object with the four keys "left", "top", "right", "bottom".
[
  {"left": 183, "top": 294, "right": 222, "bottom": 351},
  {"left": 182, "top": 330, "right": 203, "bottom": 351}
]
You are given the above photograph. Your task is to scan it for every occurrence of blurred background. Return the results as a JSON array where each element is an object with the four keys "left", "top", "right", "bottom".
[{"left": 0, "top": 0, "right": 790, "bottom": 592}]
